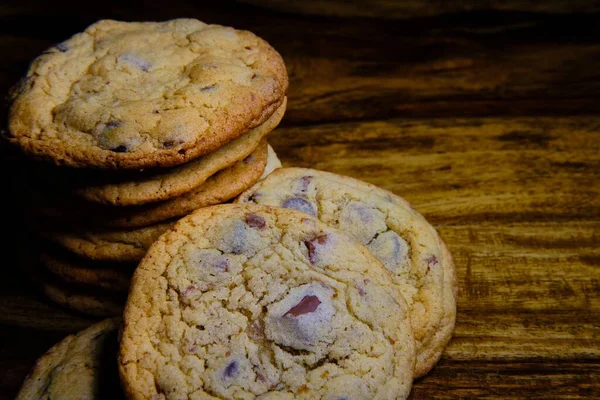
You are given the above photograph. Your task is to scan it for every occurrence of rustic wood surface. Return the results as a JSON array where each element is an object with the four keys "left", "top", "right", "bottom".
[{"left": 1, "top": 0, "right": 599, "bottom": 398}]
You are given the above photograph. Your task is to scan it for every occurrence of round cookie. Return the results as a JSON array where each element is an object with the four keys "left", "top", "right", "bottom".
[
  {"left": 18, "top": 232, "right": 125, "bottom": 316},
  {"left": 16, "top": 318, "right": 124, "bottom": 400},
  {"left": 119, "top": 204, "right": 415, "bottom": 399},
  {"left": 236, "top": 168, "right": 457, "bottom": 378},
  {"left": 41, "top": 252, "right": 133, "bottom": 292},
  {"left": 38, "top": 277, "right": 124, "bottom": 317},
  {"left": 8, "top": 19, "right": 288, "bottom": 169},
  {"left": 40, "top": 220, "right": 175, "bottom": 262},
  {"left": 25, "top": 139, "right": 269, "bottom": 228},
  {"left": 70, "top": 99, "right": 285, "bottom": 206}
]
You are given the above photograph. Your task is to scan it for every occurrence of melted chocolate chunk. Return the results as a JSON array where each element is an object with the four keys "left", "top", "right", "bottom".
[
  {"left": 425, "top": 255, "right": 439, "bottom": 273},
  {"left": 119, "top": 54, "right": 151, "bottom": 72},
  {"left": 246, "top": 213, "right": 266, "bottom": 229},
  {"left": 298, "top": 176, "right": 313, "bottom": 193},
  {"left": 248, "top": 192, "right": 262, "bottom": 202},
  {"left": 200, "top": 84, "right": 218, "bottom": 92},
  {"left": 284, "top": 295, "right": 321, "bottom": 317},
  {"left": 282, "top": 197, "right": 316, "bottom": 217},
  {"left": 105, "top": 121, "right": 121, "bottom": 130},
  {"left": 304, "top": 235, "right": 328, "bottom": 264},
  {"left": 223, "top": 361, "right": 239, "bottom": 378},
  {"left": 111, "top": 145, "right": 128, "bottom": 153}
]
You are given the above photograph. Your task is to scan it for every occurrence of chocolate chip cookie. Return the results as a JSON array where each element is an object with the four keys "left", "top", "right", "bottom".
[
  {"left": 70, "top": 100, "right": 284, "bottom": 206},
  {"left": 119, "top": 204, "right": 415, "bottom": 399},
  {"left": 236, "top": 168, "right": 457, "bottom": 377},
  {"left": 40, "top": 221, "right": 174, "bottom": 262},
  {"left": 40, "top": 251, "right": 133, "bottom": 292},
  {"left": 16, "top": 318, "right": 124, "bottom": 399},
  {"left": 25, "top": 140, "right": 269, "bottom": 228},
  {"left": 8, "top": 19, "right": 288, "bottom": 169}
]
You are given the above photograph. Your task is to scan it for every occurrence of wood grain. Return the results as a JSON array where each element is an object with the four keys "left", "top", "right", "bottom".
[
  {"left": 241, "top": 0, "right": 600, "bottom": 19},
  {"left": 1, "top": 0, "right": 599, "bottom": 398}
]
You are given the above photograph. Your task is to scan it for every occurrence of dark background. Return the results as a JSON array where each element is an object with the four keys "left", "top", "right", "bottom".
[{"left": 2, "top": 1, "right": 600, "bottom": 398}]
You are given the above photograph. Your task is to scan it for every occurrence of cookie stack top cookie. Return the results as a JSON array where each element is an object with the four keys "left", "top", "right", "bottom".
[{"left": 8, "top": 19, "right": 288, "bottom": 169}]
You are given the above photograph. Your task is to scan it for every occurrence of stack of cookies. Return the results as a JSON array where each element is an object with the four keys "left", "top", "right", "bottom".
[
  {"left": 10, "top": 18, "right": 458, "bottom": 399},
  {"left": 16, "top": 170, "right": 457, "bottom": 398},
  {"left": 6, "top": 19, "right": 288, "bottom": 316}
]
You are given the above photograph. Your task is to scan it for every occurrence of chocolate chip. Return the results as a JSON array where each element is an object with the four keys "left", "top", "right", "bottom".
[
  {"left": 105, "top": 121, "right": 121, "bottom": 130},
  {"left": 197, "top": 252, "right": 230, "bottom": 272},
  {"left": 200, "top": 84, "right": 217, "bottom": 92},
  {"left": 282, "top": 197, "right": 316, "bottom": 217},
  {"left": 248, "top": 193, "right": 262, "bottom": 202},
  {"left": 228, "top": 222, "right": 247, "bottom": 255},
  {"left": 246, "top": 213, "right": 266, "bottom": 229},
  {"left": 368, "top": 231, "right": 408, "bottom": 273},
  {"left": 56, "top": 42, "right": 69, "bottom": 52},
  {"left": 357, "top": 279, "right": 370, "bottom": 297},
  {"left": 425, "top": 255, "right": 439, "bottom": 273},
  {"left": 111, "top": 145, "right": 128, "bottom": 153},
  {"left": 284, "top": 295, "right": 321, "bottom": 317},
  {"left": 304, "top": 235, "right": 328, "bottom": 264},
  {"left": 298, "top": 176, "right": 313, "bottom": 193},
  {"left": 223, "top": 361, "right": 239, "bottom": 378},
  {"left": 119, "top": 54, "right": 151, "bottom": 72},
  {"left": 183, "top": 285, "right": 197, "bottom": 296},
  {"left": 216, "top": 257, "right": 230, "bottom": 272}
]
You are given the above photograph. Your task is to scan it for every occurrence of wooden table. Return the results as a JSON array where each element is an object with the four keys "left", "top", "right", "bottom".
[{"left": 1, "top": 1, "right": 599, "bottom": 398}]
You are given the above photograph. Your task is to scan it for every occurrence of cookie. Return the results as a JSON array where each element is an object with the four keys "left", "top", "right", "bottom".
[
  {"left": 69, "top": 99, "right": 285, "bottom": 206},
  {"left": 8, "top": 19, "right": 288, "bottom": 169},
  {"left": 39, "top": 220, "right": 174, "bottom": 262},
  {"left": 236, "top": 168, "right": 457, "bottom": 377},
  {"left": 119, "top": 204, "right": 415, "bottom": 399},
  {"left": 16, "top": 318, "right": 124, "bottom": 400},
  {"left": 41, "top": 251, "right": 133, "bottom": 292},
  {"left": 26, "top": 140, "right": 269, "bottom": 228},
  {"left": 260, "top": 143, "right": 282, "bottom": 179},
  {"left": 38, "top": 277, "right": 124, "bottom": 317}
]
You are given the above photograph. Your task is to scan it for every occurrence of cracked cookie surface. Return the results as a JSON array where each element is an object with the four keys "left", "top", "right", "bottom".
[
  {"left": 8, "top": 19, "right": 287, "bottom": 169},
  {"left": 236, "top": 168, "right": 457, "bottom": 377},
  {"left": 119, "top": 204, "right": 415, "bottom": 399},
  {"left": 70, "top": 100, "right": 284, "bottom": 206},
  {"left": 16, "top": 318, "right": 123, "bottom": 400}
]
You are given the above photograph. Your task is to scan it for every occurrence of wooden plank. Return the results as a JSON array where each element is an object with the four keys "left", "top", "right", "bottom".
[
  {"left": 270, "top": 116, "right": 600, "bottom": 223},
  {"left": 448, "top": 310, "right": 600, "bottom": 361},
  {"left": 411, "top": 361, "right": 600, "bottom": 399},
  {"left": 241, "top": 0, "right": 600, "bottom": 19}
]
